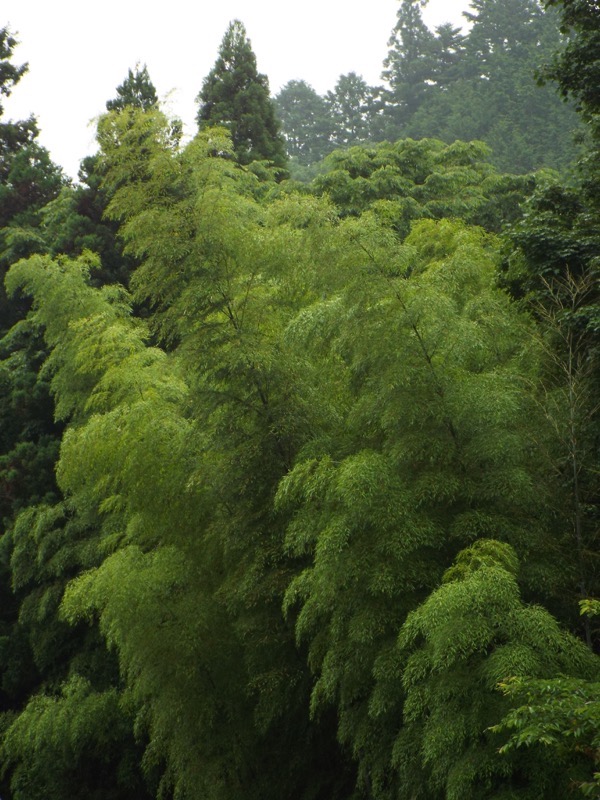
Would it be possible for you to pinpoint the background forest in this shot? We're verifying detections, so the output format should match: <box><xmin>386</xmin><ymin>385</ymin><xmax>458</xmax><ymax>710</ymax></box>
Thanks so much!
<box><xmin>0</xmin><ymin>0</ymin><xmax>599</xmax><ymax>798</ymax></box>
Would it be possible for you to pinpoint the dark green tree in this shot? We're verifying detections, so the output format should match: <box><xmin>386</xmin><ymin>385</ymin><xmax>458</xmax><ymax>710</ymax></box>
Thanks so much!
<box><xmin>0</xmin><ymin>66</ymin><xmax>167</xmax><ymax>800</ymax></box>
<box><xmin>0</xmin><ymin>27</ymin><xmax>64</xmax><ymax>529</ymax></box>
<box><xmin>428</xmin><ymin>22</ymin><xmax>467</xmax><ymax>90</ymax></box>
<box><xmin>500</xmin><ymin>0</ymin><xmax>600</xmax><ymax>645</ymax></box>
<box><xmin>540</xmin><ymin>0</ymin><xmax>600</xmax><ymax>202</ymax></box>
<box><xmin>382</xmin><ymin>0</ymin><xmax>441</xmax><ymax>133</ymax></box>
<box><xmin>489</xmin><ymin>7</ymin><xmax>600</xmax><ymax>787</ymax></box>
<box><xmin>0</xmin><ymin>26</ymin><xmax>37</xmax><ymax>202</ymax></box>
<box><xmin>0</xmin><ymin>28</ymin><xmax>63</xmax><ymax>321</ymax></box>
<box><xmin>196</xmin><ymin>20</ymin><xmax>287</xmax><ymax>172</ymax></box>
<box><xmin>540</xmin><ymin>0</ymin><xmax>600</xmax><ymax>135</ymax></box>
<box><xmin>105</xmin><ymin>63</ymin><xmax>158</xmax><ymax>112</ymax></box>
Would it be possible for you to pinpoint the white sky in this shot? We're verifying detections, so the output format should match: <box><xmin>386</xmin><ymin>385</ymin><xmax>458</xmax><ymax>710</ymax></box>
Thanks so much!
<box><xmin>4</xmin><ymin>0</ymin><xmax>469</xmax><ymax>179</ymax></box>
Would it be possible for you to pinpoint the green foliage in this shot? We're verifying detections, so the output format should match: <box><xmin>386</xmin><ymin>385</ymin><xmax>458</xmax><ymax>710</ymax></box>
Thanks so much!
<box><xmin>1</xmin><ymin>37</ymin><xmax>597</xmax><ymax>795</ymax></box>
<box><xmin>381</xmin><ymin>540</ymin><xmax>598</xmax><ymax>799</ymax></box>
<box><xmin>0</xmin><ymin>319</ymin><xmax>60</xmax><ymax>523</ymax></box>
<box><xmin>277</xmin><ymin>215</ymin><xmax>563</xmax><ymax>795</ymax></box>
<box><xmin>0</xmin><ymin>27</ymin><xmax>27</xmax><ymax>109</ymax></box>
<box><xmin>494</xmin><ymin>676</ymin><xmax>600</xmax><ymax>797</ymax></box>
<box><xmin>0</xmin><ymin>57</ymin><xmax>64</xmax><ymax>328</ymax></box>
<box><xmin>3</xmin><ymin>252</ymin><xmax>218</xmax><ymax>798</ymax></box>
<box><xmin>503</xmin><ymin>176</ymin><xmax>600</xmax><ymax>643</ymax></box>
<box><xmin>0</xmin><ymin>27</ymin><xmax>39</xmax><ymax>214</ymax></box>
<box><xmin>106</xmin><ymin>64</ymin><xmax>158</xmax><ymax>113</ymax></box>
<box><xmin>3</xmin><ymin>131</ymin><xmax>356</xmax><ymax>798</ymax></box>
<box><xmin>580</xmin><ymin>599</ymin><xmax>600</xmax><ymax>619</ymax></box>
<box><xmin>1</xmin><ymin>675</ymin><xmax>148</xmax><ymax>800</ymax></box>
<box><xmin>381</xmin><ymin>0</ymin><xmax>581</xmax><ymax>173</ymax></box>
<box><xmin>383</xmin><ymin>0</ymin><xmax>444</xmax><ymax>128</ymax></box>
<box><xmin>541</xmin><ymin>0</ymin><xmax>600</xmax><ymax>125</ymax></box>
<box><xmin>274</xmin><ymin>79</ymin><xmax>334</xmax><ymax>167</ymax></box>
<box><xmin>326</xmin><ymin>72</ymin><xmax>384</xmax><ymax>149</ymax></box>
<box><xmin>196</xmin><ymin>20</ymin><xmax>287</xmax><ymax>172</ymax></box>
<box><xmin>313</xmin><ymin>137</ymin><xmax>538</xmax><ymax>234</ymax></box>
<box><xmin>0</xmin><ymin>27</ymin><xmax>64</xmax><ymax>246</ymax></box>
<box><xmin>442</xmin><ymin>538</ymin><xmax>520</xmax><ymax>583</ymax></box>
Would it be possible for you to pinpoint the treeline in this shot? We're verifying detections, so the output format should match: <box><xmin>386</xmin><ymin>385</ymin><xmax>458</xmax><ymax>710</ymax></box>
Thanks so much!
<box><xmin>0</xmin><ymin>1</ymin><xmax>599</xmax><ymax>799</ymax></box>
<box><xmin>274</xmin><ymin>0</ymin><xmax>581</xmax><ymax>175</ymax></box>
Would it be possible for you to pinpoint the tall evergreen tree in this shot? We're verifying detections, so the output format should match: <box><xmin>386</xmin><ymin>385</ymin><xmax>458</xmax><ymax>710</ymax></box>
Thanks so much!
<box><xmin>196</xmin><ymin>20</ymin><xmax>287</xmax><ymax>172</ymax></box>
<box><xmin>501</xmin><ymin>0</ymin><xmax>600</xmax><ymax>643</ymax></box>
<box><xmin>0</xmin><ymin>26</ymin><xmax>37</xmax><ymax>201</ymax></box>
<box><xmin>105</xmin><ymin>63</ymin><xmax>158</xmax><ymax>112</ymax></box>
<box><xmin>541</xmin><ymin>0</ymin><xmax>600</xmax><ymax>127</ymax></box>
<box><xmin>492</xmin><ymin>7</ymin><xmax>600</xmax><ymax>787</ymax></box>
<box><xmin>0</xmin><ymin>28</ymin><xmax>64</xmax><ymax>532</ymax></box>
<box><xmin>382</xmin><ymin>0</ymin><xmax>440</xmax><ymax>132</ymax></box>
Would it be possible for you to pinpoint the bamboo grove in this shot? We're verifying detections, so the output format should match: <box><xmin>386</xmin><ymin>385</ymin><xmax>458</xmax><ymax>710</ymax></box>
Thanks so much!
<box><xmin>0</xmin><ymin>1</ymin><xmax>599</xmax><ymax>798</ymax></box>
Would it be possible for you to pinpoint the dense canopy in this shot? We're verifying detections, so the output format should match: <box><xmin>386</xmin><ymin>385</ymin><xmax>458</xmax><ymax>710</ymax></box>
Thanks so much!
<box><xmin>0</xmin><ymin>3</ymin><xmax>599</xmax><ymax>799</ymax></box>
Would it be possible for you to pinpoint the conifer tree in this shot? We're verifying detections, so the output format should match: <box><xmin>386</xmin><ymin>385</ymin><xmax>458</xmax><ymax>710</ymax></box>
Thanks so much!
<box><xmin>196</xmin><ymin>20</ymin><xmax>287</xmax><ymax>172</ymax></box>
<box><xmin>382</xmin><ymin>0</ymin><xmax>440</xmax><ymax>132</ymax></box>
<box><xmin>0</xmin><ymin>27</ymin><xmax>37</xmax><ymax>198</ymax></box>
<box><xmin>105</xmin><ymin>63</ymin><xmax>158</xmax><ymax>112</ymax></box>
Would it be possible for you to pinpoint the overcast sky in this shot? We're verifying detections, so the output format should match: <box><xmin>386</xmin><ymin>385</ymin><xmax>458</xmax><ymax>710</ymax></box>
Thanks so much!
<box><xmin>4</xmin><ymin>0</ymin><xmax>469</xmax><ymax>179</ymax></box>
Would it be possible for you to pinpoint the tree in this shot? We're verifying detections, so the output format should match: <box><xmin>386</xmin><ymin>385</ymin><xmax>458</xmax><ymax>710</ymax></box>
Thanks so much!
<box><xmin>0</xmin><ymin>28</ymin><xmax>63</xmax><ymax>298</ymax></box>
<box><xmin>0</xmin><ymin>27</ymin><xmax>64</xmax><ymax>533</ymax></box>
<box><xmin>382</xmin><ymin>0</ymin><xmax>441</xmax><ymax>133</ymax></box>
<box><xmin>2</xmin><ymin>118</ymin><xmax>357</xmax><ymax>799</ymax></box>
<box><xmin>0</xmin><ymin>26</ymin><xmax>37</xmax><ymax>196</ymax></box>
<box><xmin>274</xmin><ymin>79</ymin><xmax>333</xmax><ymax>167</ymax></box>
<box><xmin>429</xmin><ymin>22</ymin><xmax>466</xmax><ymax>89</ymax></box>
<box><xmin>384</xmin><ymin>0</ymin><xmax>581</xmax><ymax>173</ymax></box>
<box><xmin>0</xmin><ymin>28</ymin><xmax>63</xmax><ymax>231</ymax></box>
<box><xmin>312</xmin><ymin>137</ymin><xmax>538</xmax><ymax>235</ymax></box>
<box><xmin>44</xmin><ymin>65</ymin><xmax>163</xmax><ymax>286</ymax></box>
<box><xmin>382</xmin><ymin>540</ymin><xmax>599</xmax><ymax>798</ymax></box>
<box><xmin>0</xmin><ymin>66</ymin><xmax>169</xmax><ymax>800</ymax></box>
<box><xmin>540</xmin><ymin>0</ymin><xmax>600</xmax><ymax>203</ymax></box>
<box><xmin>326</xmin><ymin>72</ymin><xmax>384</xmax><ymax>148</ymax></box>
<box><xmin>493</xmin><ymin>602</ymin><xmax>600</xmax><ymax>797</ymax></box>
<box><xmin>196</xmin><ymin>20</ymin><xmax>287</xmax><ymax>172</ymax></box>
<box><xmin>495</xmin><ymin>675</ymin><xmax>600</xmax><ymax>797</ymax></box>
<box><xmin>105</xmin><ymin>63</ymin><xmax>158</xmax><ymax>112</ymax></box>
<box><xmin>541</xmin><ymin>0</ymin><xmax>600</xmax><ymax>130</ymax></box>
<box><xmin>277</xmin><ymin>215</ymin><xmax>568</xmax><ymax>796</ymax></box>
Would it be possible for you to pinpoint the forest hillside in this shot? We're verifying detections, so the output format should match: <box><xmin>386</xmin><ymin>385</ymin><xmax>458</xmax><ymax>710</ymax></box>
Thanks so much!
<box><xmin>0</xmin><ymin>1</ymin><xmax>598</xmax><ymax>799</ymax></box>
